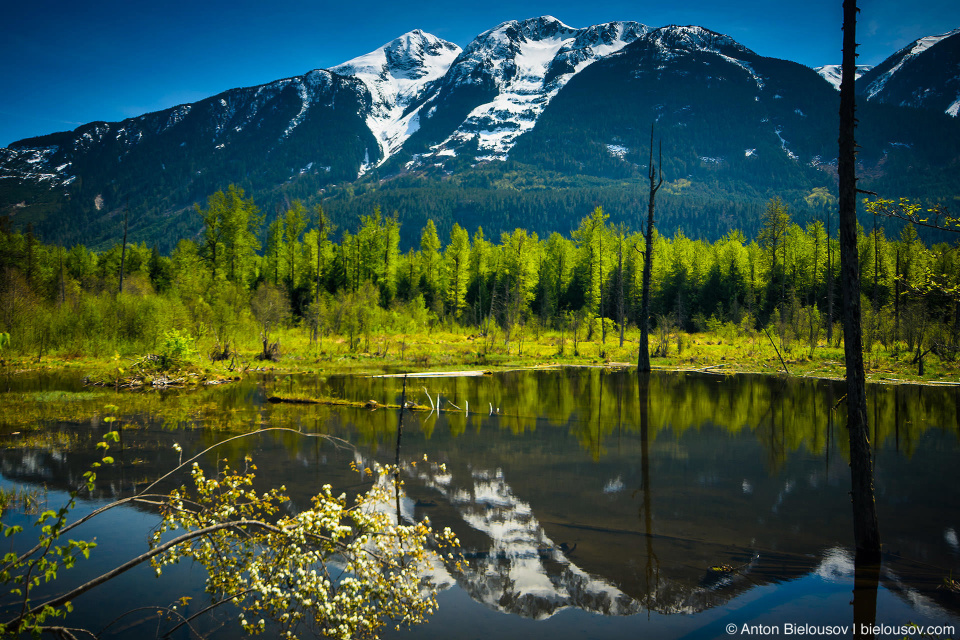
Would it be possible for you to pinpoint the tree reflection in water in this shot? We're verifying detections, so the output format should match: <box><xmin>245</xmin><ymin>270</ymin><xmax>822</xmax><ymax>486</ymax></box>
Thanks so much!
<box><xmin>0</xmin><ymin>369</ymin><xmax>957</xmax><ymax>638</ymax></box>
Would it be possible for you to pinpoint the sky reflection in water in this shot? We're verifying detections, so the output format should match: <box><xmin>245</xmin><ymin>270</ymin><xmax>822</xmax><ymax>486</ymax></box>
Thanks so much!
<box><xmin>1</xmin><ymin>369</ymin><xmax>958</xmax><ymax>638</ymax></box>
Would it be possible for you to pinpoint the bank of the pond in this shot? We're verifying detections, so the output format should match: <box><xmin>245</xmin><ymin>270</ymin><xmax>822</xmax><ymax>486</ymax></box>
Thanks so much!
<box><xmin>1</xmin><ymin>328</ymin><xmax>958</xmax><ymax>388</ymax></box>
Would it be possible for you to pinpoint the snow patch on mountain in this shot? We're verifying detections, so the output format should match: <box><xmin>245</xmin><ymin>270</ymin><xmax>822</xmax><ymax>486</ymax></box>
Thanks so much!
<box><xmin>639</xmin><ymin>26</ymin><xmax>775</xmax><ymax>97</ymax></box>
<box><xmin>647</xmin><ymin>25</ymin><xmax>749</xmax><ymax>61</ymax></box>
<box><xmin>719</xmin><ymin>53</ymin><xmax>765</xmax><ymax>90</ymax></box>
<box><xmin>333</xmin><ymin>30</ymin><xmax>461</xmax><ymax>165</ymax></box>
<box><xmin>282</xmin><ymin>81</ymin><xmax>311</xmax><ymax>139</ymax></box>
<box><xmin>774</xmin><ymin>126</ymin><xmax>798</xmax><ymax>160</ymax></box>
<box><xmin>814</xmin><ymin>64</ymin><xmax>872</xmax><ymax>90</ymax></box>
<box><xmin>0</xmin><ymin>147</ymin><xmax>75</xmax><ymax>186</ymax></box>
<box><xmin>161</xmin><ymin>105</ymin><xmax>192</xmax><ymax>133</ymax></box>
<box><xmin>864</xmin><ymin>29</ymin><xmax>960</xmax><ymax>100</ymax></box>
<box><xmin>606</xmin><ymin>144</ymin><xmax>629</xmax><ymax>158</ymax></box>
<box><xmin>948</xmin><ymin>97</ymin><xmax>960</xmax><ymax>117</ymax></box>
<box><xmin>429</xmin><ymin>17</ymin><xmax>647</xmax><ymax>161</ymax></box>
<box><xmin>280</xmin><ymin>70</ymin><xmax>336</xmax><ymax>138</ymax></box>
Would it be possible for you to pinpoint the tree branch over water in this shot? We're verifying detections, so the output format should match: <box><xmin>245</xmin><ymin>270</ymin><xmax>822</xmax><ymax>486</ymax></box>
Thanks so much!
<box><xmin>0</xmin><ymin>428</ymin><xmax>461</xmax><ymax>639</ymax></box>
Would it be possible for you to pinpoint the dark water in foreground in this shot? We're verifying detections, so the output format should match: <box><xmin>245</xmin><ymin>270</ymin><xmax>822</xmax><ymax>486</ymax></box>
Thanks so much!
<box><xmin>1</xmin><ymin>368</ymin><xmax>958</xmax><ymax>639</ymax></box>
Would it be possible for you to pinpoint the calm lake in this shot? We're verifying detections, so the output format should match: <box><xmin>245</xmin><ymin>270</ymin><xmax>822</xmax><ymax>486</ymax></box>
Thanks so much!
<box><xmin>1</xmin><ymin>368</ymin><xmax>958</xmax><ymax>639</ymax></box>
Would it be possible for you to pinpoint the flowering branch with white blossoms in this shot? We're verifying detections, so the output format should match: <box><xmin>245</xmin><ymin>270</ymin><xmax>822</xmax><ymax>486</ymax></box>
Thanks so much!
<box><xmin>150</xmin><ymin>458</ymin><xmax>461</xmax><ymax>640</ymax></box>
<box><xmin>0</xmin><ymin>424</ymin><xmax>462</xmax><ymax>640</ymax></box>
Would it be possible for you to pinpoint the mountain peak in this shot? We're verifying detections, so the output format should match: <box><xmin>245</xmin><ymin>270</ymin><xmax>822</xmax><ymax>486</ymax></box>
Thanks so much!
<box><xmin>650</xmin><ymin>24</ymin><xmax>751</xmax><ymax>56</ymax></box>
<box><xmin>418</xmin><ymin>18</ymin><xmax>647</xmax><ymax>162</ymax></box>
<box><xmin>333</xmin><ymin>30</ymin><xmax>460</xmax><ymax>81</ymax></box>
<box><xmin>473</xmin><ymin>15</ymin><xmax>580</xmax><ymax>53</ymax></box>
<box><xmin>814</xmin><ymin>64</ymin><xmax>872</xmax><ymax>90</ymax></box>
<box><xmin>858</xmin><ymin>27</ymin><xmax>960</xmax><ymax>116</ymax></box>
<box><xmin>491</xmin><ymin>15</ymin><xmax>577</xmax><ymax>36</ymax></box>
<box><xmin>517</xmin><ymin>15</ymin><xmax>577</xmax><ymax>36</ymax></box>
<box><xmin>331</xmin><ymin>31</ymin><xmax>461</xmax><ymax>166</ymax></box>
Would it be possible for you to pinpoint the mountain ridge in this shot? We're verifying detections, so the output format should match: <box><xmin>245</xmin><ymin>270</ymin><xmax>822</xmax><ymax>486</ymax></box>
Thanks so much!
<box><xmin>856</xmin><ymin>28</ymin><xmax>960</xmax><ymax>117</ymax></box>
<box><xmin>2</xmin><ymin>16</ymin><xmax>959</xmax><ymax>252</ymax></box>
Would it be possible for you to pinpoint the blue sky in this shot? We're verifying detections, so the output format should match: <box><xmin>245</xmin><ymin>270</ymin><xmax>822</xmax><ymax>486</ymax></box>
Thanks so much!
<box><xmin>2</xmin><ymin>0</ymin><xmax>958</xmax><ymax>147</ymax></box>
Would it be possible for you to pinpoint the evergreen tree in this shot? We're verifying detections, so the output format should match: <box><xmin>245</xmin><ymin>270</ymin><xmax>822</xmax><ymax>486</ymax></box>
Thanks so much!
<box><xmin>758</xmin><ymin>196</ymin><xmax>792</xmax><ymax>318</ymax></box>
<box><xmin>311</xmin><ymin>204</ymin><xmax>333</xmax><ymax>299</ymax></box>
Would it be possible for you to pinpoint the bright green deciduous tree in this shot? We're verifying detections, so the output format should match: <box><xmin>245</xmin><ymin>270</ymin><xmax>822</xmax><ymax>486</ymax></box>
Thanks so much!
<box><xmin>265</xmin><ymin>213</ymin><xmax>285</xmax><ymax>286</ymax></box>
<box><xmin>197</xmin><ymin>185</ymin><xmax>263</xmax><ymax>286</ymax></box>
<box><xmin>419</xmin><ymin>220</ymin><xmax>443</xmax><ymax>311</ymax></box>
<box><xmin>445</xmin><ymin>224</ymin><xmax>470</xmax><ymax>319</ymax></box>
<box><xmin>284</xmin><ymin>200</ymin><xmax>308</xmax><ymax>289</ymax></box>
<box><xmin>573</xmin><ymin>206</ymin><xmax>609</xmax><ymax>316</ymax></box>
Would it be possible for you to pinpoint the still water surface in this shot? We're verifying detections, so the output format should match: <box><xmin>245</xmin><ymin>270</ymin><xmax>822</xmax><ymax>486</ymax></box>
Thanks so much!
<box><xmin>1</xmin><ymin>369</ymin><xmax>958</xmax><ymax>639</ymax></box>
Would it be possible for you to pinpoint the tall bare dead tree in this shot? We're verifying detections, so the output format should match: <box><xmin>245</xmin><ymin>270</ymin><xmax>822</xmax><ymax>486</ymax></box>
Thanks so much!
<box><xmin>638</xmin><ymin>124</ymin><xmax>663</xmax><ymax>373</ymax></box>
<box><xmin>838</xmin><ymin>0</ymin><xmax>881</xmax><ymax>559</ymax></box>
<box><xmin>617</xmin><ymin>230</ymin><xmax>626</xmax><ymax>348</ymax></box>
<box><xmin>826</xmin><ymin>208</ymin><xmax>835</xmax><ymax>344</ymax></box>
<box><xmin>118</xmin><ymin>204</ymin><xmax>129</xmax><ymax>295</ymax></box>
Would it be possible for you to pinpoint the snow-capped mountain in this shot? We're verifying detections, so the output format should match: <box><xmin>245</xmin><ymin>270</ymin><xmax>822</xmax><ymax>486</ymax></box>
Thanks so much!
<box><xmin>814</xmin><ymin>64</ymin><xmax>872</xmax><ymax>90</ymax></box>
<box><xmin>0</xmin><ymin>66</ymin><xmax>378</xmax><ymax>246</ymax></box>
<box><xmin>510</xmin><ymin>23</ymin><xmax>844</xmax><ymax>176</ymax></box>
<box><xmin>3</xmin><ymin>17</ymin><xmax>960</xmax><ymax>252</ymax></box>
<box><xmin>408</xmin><ymin>16</ymin><xmax>647</xmax><ymax>162</ymax></box>
<box><xmin>2</xmin><ymin>68</ymin><xmax>376</xmax><ymax>176</ymax></box>
<box><xmin>332</xmin><ymin>30</ymin><xmax>461</xmax><ymax>166</ymax></box>
<box><xmin>857</xmin><ymin>28</ymin><xmax>960</xmax><ymax>116</ymax></box>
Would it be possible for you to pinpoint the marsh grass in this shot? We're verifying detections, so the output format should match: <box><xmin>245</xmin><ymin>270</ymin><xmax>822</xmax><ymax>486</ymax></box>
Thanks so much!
<box><xmin>0</xmin><ymin>485</ymin><xmax>47</xmax><ymax>516</ymax></box>
<box><xmin>243</xmin><ymin>323</ymin><xmax>959</xmax><ymax>384</ymax></box>
<box><xmin>2</xmin><ymin>322</ymin><xmax>956</xmax><ymax>387</ymax></box>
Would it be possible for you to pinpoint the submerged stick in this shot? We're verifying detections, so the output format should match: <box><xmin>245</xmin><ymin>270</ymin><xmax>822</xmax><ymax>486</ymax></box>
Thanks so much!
<box><xmin>422</xmin><ymin>387</ymin><xmax>435</xmax><ymax>412</ymax></box>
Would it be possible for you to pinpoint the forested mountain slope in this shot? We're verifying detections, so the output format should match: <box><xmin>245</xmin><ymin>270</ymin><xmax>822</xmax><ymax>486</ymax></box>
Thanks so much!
<box><xmin>2</xmin><ymin>18</ymin><xmax>959</xmax><ymax>252</ymax></box>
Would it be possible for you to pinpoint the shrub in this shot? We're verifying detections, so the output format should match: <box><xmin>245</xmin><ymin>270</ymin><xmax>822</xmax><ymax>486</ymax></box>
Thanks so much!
<box><xmin>158</xmin><ymin>329</ymin><xmax>195</xmax><ymax>370</ymax></box>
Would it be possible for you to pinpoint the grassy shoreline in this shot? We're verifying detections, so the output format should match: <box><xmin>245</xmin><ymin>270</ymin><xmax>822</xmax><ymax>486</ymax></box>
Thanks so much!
<box><xmin>1</xmin><ymin>325</ymin><xmax>957</xmax><ymax>387</ymax></box>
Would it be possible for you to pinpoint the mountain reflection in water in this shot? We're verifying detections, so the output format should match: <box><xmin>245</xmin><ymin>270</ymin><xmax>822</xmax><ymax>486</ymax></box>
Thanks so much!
<box><xmin>0</xmin><ymin>369</ymin><xmax>958</xmax><ymax>639</ymax></box>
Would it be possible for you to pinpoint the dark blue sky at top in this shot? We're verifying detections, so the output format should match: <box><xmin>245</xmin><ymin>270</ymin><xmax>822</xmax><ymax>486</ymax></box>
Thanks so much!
<box><xmin>1</xmin><ymin>0</ymin><xmax>958</xmax><ymax>147</ymax></box>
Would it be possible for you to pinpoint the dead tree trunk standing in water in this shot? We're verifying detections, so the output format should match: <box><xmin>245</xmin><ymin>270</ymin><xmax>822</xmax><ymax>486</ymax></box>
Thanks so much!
<box><xmin>638</xmin><ymin>373</ymin><xmax>659</xmax><ymax>605</ymax></box>
<box><xmin>638</xmin><ymin>125</ymin><xmax>663</xmax><ymax>373</ymax></box>
<box><xmin>394</xmin><ymin>375</ymin><xmax>407</xmax><ymax>523</ymax></box>
<box><xmin>838</xmin><ymin>0</ymin><xmax>881</xmax><ymax>560</ymax></box>
<box><xmin>118</xmin><ymin>205</ymin><xmax>129</xmax><ymax>295</ymax></box>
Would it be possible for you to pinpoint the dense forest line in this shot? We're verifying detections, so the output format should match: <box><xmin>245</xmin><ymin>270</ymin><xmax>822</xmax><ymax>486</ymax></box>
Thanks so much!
<box><xmin>0</xmin><ymin>185</ymin><xmax>958</xmax><ymax>366</ymax></box>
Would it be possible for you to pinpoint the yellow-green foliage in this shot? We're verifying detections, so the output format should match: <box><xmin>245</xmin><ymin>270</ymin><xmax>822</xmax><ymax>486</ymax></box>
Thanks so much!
<box><xmin>0</xmin><ymin>193</ymin><xmax>957</xmax><ymax>382</ymax></box>
<box><xmin>0</xmin><ymin>428</ymin><xmax>461</xmax><ymax>639</ymax></box>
